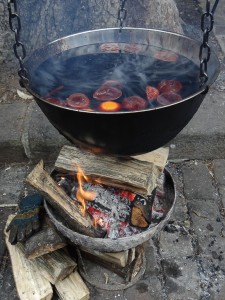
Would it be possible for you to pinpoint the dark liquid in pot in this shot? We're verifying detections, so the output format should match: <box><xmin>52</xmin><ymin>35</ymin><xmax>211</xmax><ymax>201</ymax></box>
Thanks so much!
<box><xmin>31</xmin><ymin>43</ymin><xmax>200</xmax><ymax>112</ymax></box>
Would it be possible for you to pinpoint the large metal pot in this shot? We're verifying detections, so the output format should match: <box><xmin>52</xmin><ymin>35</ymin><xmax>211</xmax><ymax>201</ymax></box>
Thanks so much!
<box><xmin>24</xmin><ymin>28</ymin><xmax>220</xmax><ymax>155</ymax></box>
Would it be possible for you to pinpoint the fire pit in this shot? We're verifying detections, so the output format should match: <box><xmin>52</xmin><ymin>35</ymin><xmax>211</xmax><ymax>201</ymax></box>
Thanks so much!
<box><xmin>44</xmin><ymin>168</ymin><xmax>175</xmax><ymax>253</ymax></box>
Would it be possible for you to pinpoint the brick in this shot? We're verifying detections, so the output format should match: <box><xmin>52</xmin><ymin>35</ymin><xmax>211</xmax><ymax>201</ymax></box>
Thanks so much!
<box><xmin>213</xmin><ymin>159</ymin><xmax>225</xmax><ymax>185</ymax></box>
<box><xmin>182</xmin><ymin>162</ymin><xmax>216</xmax><ymax>199</ymax></box>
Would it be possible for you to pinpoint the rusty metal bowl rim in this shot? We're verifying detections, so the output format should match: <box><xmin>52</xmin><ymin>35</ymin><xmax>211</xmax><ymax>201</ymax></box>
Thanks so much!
<box><xmin>44</xmin><ymin>168</ymin><xmax>176</xmax><ymax>252</ymax></box>
<box><xmin>24</xmin><ymin>27</ymin><xmax>220</xmax><ymax>115</ymax></box>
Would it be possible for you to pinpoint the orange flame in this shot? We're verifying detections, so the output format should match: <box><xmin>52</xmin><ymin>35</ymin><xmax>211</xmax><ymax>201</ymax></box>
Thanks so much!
<box><xmin>76</xmin><ymin>166</ymin><xmax>97</xmax><ymax>215</ymax></box>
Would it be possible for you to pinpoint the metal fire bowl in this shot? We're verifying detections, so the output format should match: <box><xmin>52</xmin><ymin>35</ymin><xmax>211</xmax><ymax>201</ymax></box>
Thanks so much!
<box><xmin>44</xmin><ymin>168</ymin><xmax>176</xmax><ymax>253</ymax></box>
<box><xmin>24</xmin><ymin>28</ymin><xmax>220</xmax><ymax>156</ymax></box>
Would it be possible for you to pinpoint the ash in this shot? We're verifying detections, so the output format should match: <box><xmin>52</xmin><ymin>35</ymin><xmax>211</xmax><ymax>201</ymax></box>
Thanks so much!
<box><xmin>55</xmin><ymin>172</ymin><xmax>168</xmax><ymax>239</ymax></box>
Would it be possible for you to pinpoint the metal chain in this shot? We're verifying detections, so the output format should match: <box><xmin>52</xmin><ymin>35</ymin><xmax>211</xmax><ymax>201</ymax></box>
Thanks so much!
<box><xmin>199</xmin><ymin>0</ymin><xmax>220</xmax><ymax>86</ymax></box>
<box><xmin>118</xmin><ymin>0</ymin><xmax>127</xmax><ymax>32</ymax></box>
<box><xmin>7</xmin><ymin>0</ymin><xmax>29</xmax><ymax>86</ymax></box>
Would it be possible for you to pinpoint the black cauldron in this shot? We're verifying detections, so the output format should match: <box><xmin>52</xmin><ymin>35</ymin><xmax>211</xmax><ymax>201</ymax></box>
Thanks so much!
<box><xmin>24</xmin><ymin>28</ymin><xmax>220</xmax><ymax>155</ymax></box>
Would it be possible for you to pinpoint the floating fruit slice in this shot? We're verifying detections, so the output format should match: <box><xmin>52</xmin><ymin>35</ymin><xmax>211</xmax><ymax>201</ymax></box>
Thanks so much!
<box><xmin>122</xmin><ymin>96</ymin><xmax>148</xmax><ymax>111</ymax></box>
<box><xmin>98</xmin><ymin>101</ymin><xmax>122</xmax><ymax>112</ymax></box>
<box><xmin>146</xmin><ymin>86</ymin><xmax>159</xmax><ymax>101</ymax></box>
<box><xmin>154</xmin><ymin>50</ymin><xmax>179</xmax><ymax>62</ymax></box>
<box><xmin>156</xmin><ymin>92</ymin><xmax>182</xmax><ymax>106</ymax></box>
<box><xmin>100</xmin><ymin>43</ymin><xmax>120</xmax><ymax>53</ymax></box>
<box><xmin>93</xmin><ymin>86</ymin><xmax>122</xmax><ymax>101</ymax></box>
<box><xmin>66</xmin><ymin>93</ymin><xmax>90</xmax><ymax>109</ymax></box>
<box><xmin>157</xmin><ymin>80</ymin><xmax>182</xmax><ymax>94</ymax></box>
<box><xmin>102</xmin><ymin>80</ymin><xmax>122</xmax><ymax>90</ymax></box>
<box><xmin>124</xmin><ymin>43</ymin><xmax>142</xmax><ymax>54</ymax></box>
<box><xmin>46</xmin><ymin>97</ymin><xmax>67</xmax><ymax>106</ymax></box>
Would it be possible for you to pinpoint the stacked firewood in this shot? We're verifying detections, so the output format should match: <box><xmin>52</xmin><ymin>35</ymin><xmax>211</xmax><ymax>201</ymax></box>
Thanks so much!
<box><xmin>5</xmin><ymin>145</ymin><xmax>169</xmax><ymax>299</ymax></box>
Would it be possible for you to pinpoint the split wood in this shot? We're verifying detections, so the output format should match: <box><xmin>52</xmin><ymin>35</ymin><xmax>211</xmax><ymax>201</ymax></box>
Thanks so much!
<box><xmin>54</xmin><ymin>145</ymin><xmax>167</xmax><ymax>195</ymax></box>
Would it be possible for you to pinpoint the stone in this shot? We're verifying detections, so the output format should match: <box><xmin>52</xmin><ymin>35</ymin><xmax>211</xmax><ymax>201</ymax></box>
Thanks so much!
<box><xmin>27</xmin><ymin>102</ymin><xmax>69</xmax><ymax>162</ymax></box>
<box><xmin>182</xmin><ymin>162</ymin><xmax>216</xmax><ymax>200</ymax></box>
<box><xmin>213</xmin><ymin>159</ymin><xmax>225</xmax><ymax>185</ymax></box>
<box><xmin>0</xmin><ymin>164</ymin><xmax>27</xmax><ymax>205</ymax></box>
<box><xmin>0</xmin><ymin>103</ymin><xmax>27</xmax><ymax>162</ymax></box>
<box><xmin>162</xmin><ymin>258</ymin><xmax>201</xmax><ymax>300</ymax></box>
<box><xmin>124</xmin><ymin>276</ymin><xmax>165</xmax><ymax>300</ymax></box>
<box><xmin>159</xmin><ymin>230</ymin><xmax>193</xmax><ymax>260</ymax></box>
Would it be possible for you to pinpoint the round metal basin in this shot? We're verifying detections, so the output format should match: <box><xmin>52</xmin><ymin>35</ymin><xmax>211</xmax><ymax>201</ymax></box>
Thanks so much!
<box><xmin>24</xmin><ymin>28</ymin><xmax>220</xmax><ymax>155</ymax></box>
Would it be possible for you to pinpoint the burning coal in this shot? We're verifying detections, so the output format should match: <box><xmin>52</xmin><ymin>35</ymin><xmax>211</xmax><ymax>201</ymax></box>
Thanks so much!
<box><xmin>54</xmin><ymin>167</ymin><xmax>168</xmax><ymax>240</ymax></box>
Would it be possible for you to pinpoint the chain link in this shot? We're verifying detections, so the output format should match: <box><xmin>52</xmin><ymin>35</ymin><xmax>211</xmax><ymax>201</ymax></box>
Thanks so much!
<box><xmin>199</xmin><ymin>0</ymin><xmax>214</xmax><ymax>86</ymax></box>
<box><xmin>7</xmin><ymin>0</ymin><xmax>29</xmax><ymax>86</ymax></box>
<box><xmin>118</xmin><ymin>0</ymin><xmax>127</xmax><ymax>32</ymax></box>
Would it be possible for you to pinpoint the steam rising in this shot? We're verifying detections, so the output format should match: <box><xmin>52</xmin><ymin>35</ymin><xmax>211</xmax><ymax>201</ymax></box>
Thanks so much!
<box><xmin>30</xmin><ymin>43</ymin><xmax>199</xmax><ymax>108</ymax></box>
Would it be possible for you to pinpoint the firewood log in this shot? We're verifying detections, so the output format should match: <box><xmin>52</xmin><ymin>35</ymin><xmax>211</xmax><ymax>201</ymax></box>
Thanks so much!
<box><xmin>26</xmin><ymin>160</ymin><xmax>105</xmax><ymax>238</ymax></box>
<box><xmin>80</xmin><ymin>247</ymin><xmax>135</xmax><ymax>268</ymax></box>
<box><xmin>4</xmin><ymin>215</ymin><xmax>53</xmax><ymax>300</ymax></box>
<box><xmin>55</xmin><ymin>271</ymin><xmax>90</xmax><ymax>300</ymax></box>
<box><xmin>29</xmin><ymin>248</ymin><xmax>77</xmax><ymax>284</ymax></box>
<box><xmin>54</xmin><ymin>145</ymin><xmax>163</xmax><ymax>195</ymax></box>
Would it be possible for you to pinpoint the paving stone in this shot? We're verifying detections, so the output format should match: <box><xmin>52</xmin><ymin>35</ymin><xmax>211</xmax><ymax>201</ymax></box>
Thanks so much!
<box><xmin>90</xmin><ymin>287</ymin><xmax>124</xmax><ymax>300</ymax></box>
<box><xmin>213</xmin><ymin>159</ymin><xmax>225</xmax><ymax>185</ymax></box>
<box><xmin>159</xmin><ymin>230</ymin><xmax>193</xmax><ymax>260</ymax></box>
<box><xmin>0</xmin><ymin>103</ymin><xmax>28</xmax><ymax>163</ymax></box>
<box><xmin>124</xmin><ymin>276</ymin><xmax>164</xmax><ymax>300</ymax></box>
<box><xmin>162</xmin><ymin>258</ymin><xmax>201</xmax><ymax>300</ymax></box>
<box><xmin>143</xmin><ymin>240</ymin><xmax>161</xmax><ymax>278</ymax></box>
<box><xmin>218</xmin><ymin>185</ymin><xmax>225</xmax><ymax>209</ymax></box>
<box><xmin>182</xmin><ymin>162</ymin><xmax>216</xmax><ymax>200</ymax></box>
<box><xmin>188</xmin><ymin>198</ymin><xmax>223</xmax><ymax>246</ymax></box>
<box><xmin>167</xmin><ymin>163</ymin><xmax>188</xmax><ymax>223</ymax></box>
<box><xmin>0</xmin><ymin>164</ymin><xmax>28</xmax><ymax>205</ymax></box>
<box><xmin>0</xmin><ymin>207</ymin><xmax>16</xmax><ymax>262</ymax></box>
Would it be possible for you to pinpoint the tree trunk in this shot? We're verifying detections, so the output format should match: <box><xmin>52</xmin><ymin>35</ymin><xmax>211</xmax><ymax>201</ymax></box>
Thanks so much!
<box><xmin>17</xmin><ymin>0</ymin><xmax>183</xmax><ymax>55</ymax></box>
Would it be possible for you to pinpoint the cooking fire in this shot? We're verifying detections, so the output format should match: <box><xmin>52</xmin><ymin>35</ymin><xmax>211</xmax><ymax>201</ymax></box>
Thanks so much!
<box><xmin>53</xmin><ymin>166</ymin><xmax>168</xmax><ymax>240</ymax></box>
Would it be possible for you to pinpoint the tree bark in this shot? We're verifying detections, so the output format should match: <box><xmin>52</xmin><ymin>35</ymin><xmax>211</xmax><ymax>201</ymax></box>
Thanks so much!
<box><xmin>17</xmin><ymin>0</ymin><xmax>183</xmax><ymax>55</ymax></box>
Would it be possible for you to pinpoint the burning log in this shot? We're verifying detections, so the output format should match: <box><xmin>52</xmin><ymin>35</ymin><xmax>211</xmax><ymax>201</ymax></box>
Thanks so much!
<box><xmin>26</xmin><ymin>160</ymin><xmax>106</xmax><ymax>238</ymax></box>
<box><xmin>4</xmin><ymin>216</ymin><xmax>53</xmax><ymax>300</ymax></box>
<box><xmin>54</xmin><ymin>145</ymin><xmax>162</xmax><ymax>195</ymax></box>
<box><xmin>24</xmin><ymin>216</ymin><xmax>67</xmax><ymax>259</ymax></box>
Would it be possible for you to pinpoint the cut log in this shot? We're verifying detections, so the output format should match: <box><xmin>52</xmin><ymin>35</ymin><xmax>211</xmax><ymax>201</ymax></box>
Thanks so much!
<box><xmin>80</xmin><ymin>247</ymin><xmax>135</xmax><ymax>268</ymax></box>
<box><xmin>55</xmin><ymin>145</ymin><xmax>162</xmax><ymax>195</ymax></box>
<box><xmin>4</xmin><ymin>215</ymin><xmax>53</xmax><ymax>300</ymax></box>
<box><xmin>133</xmin><ymin>147</ymin><xmax>169</xmax><ymax>172</ymax></box>
<box><xmin>25</xmin><ymin>216</ymin><xmax>67</xmax><ymax>259</ymax></box>
<box><xmin>131</xmin><ymin>207</ymin><xmax>149</xmax><ymax>228</ymax></box>
<box><xmin>30</xmin><ymin>248</ymin><xmax>77</xmax><ymax>284</ymax></box>
<box><xmin>26</xmin><ymin>160</ymin><xmax>105</xmax><ymax>238</ymax></box>
<box><xmin>55</xmin><ymin>271</ymin><xmax>90</xmax><ymax>300</ymax></box>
